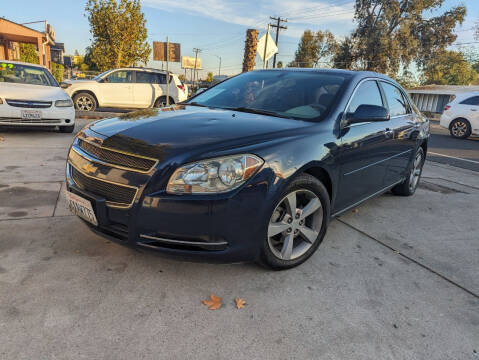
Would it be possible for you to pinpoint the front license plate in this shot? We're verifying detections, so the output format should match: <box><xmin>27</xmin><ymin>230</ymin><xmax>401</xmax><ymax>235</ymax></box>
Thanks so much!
<box><xmin>65</xmin><ymin>191</ymin><xmax>98</xmax><ymax>226</ymax></box>
<box><xmin>21</xmin><ymin>110</ymin><xmax>42</xmax><ymax>120</ymax></box>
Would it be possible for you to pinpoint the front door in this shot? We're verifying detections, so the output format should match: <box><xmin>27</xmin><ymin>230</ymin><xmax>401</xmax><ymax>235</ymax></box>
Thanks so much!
<box><xmin>335</xmin><ymin>79</ymin><xmax>392</xmax><ymax>212</ymax></box>
<box><xmin>99</xmin><ymin>70</ymin><xmax>134</xmax><ymax>107</ymax></box>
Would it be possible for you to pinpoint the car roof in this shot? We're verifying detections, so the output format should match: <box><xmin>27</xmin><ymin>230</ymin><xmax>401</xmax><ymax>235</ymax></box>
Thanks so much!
<box><xmin>0</xmin><ymin>60</ymin><xmax>47</xmax><ymax>69</ymax></box>
<box><xmin>251</xmin><ymin>68</ymin><xmax>396</xmax><ymax>83</ymax></box>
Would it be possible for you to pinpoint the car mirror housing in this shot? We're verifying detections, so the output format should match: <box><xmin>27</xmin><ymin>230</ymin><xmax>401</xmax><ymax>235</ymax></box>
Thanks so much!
<box><xmin>350</xmin><ymin>104</ymin><xmax>390</xmax><ymax>124</ymax></box>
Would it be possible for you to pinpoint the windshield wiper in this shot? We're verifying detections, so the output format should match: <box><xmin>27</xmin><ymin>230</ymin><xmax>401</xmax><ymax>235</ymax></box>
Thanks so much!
<box><xmin>187</xmin><ymin>102</ymin><xmax>208</xmax><ymax>107</ymax></box>
<box><xmin>225</xmin><ymin>107</ymin><xmax>294</xmax><ymax>119</ymax></box>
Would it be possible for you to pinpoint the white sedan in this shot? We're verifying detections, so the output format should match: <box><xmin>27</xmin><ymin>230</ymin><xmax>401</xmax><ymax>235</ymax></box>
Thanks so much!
<box><xmin>440</xmin><ymin>91</ymin><xmax>479</xmax><ymax>139</ymax></box>
<box><xmin>0</xmin><ymin>60</ymin><xmax>75</xmax><ymax>133</ymax></box>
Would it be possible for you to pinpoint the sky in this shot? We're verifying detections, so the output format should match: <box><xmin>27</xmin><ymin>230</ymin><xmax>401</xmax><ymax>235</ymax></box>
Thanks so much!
<box><xmin>1</xmin><ymin>0</ymin><xmax>478</xmax><ymax>79</ymax></box>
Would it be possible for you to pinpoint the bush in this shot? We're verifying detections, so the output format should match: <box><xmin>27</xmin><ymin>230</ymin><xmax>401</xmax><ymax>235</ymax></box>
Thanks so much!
<box><xmin>51</xmin><ymin>63</ymin><xmax>64</xmax><ymax>83</ymax></box>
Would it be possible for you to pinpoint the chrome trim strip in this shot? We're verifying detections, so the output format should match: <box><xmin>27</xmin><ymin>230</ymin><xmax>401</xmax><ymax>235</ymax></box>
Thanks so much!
<box><xmin>139</xmin><ymin>234</ymin><xmax>228</xmax><ymax>246</ymax></box>
<box><xmin>331</xmin><ymin>178</ymin><xmax>405</xmax><ymax>217</ymax></box>
<box><xmin>78</xmin><ymin>137</ymin><xmax>159</xmax><ymax>173</ymax></box>
<box><xmin>68</xmin><ymin>162</ymin><xmax>139</xmax><ymax>209</ymax></box>
<box><xmin>71</xmin><ymin>146</ymin><xmax>152</xmax><ymax>174</ymax></box>
<box><xmin>343</xmin><ymin>149</ymin><xmax>412</xmax><ymax>176</ymax></box>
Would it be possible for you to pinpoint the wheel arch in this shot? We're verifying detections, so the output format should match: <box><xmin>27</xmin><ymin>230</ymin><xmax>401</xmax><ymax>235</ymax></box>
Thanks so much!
<box><xmin>155</xmin><ymin>95</ymin><xmax>175</xmax><ymax>106</ymax></box>
<box><xmin>301</xmin><ymin>165</ymin><xmax>333</xmax><ymax>203</ymax></box>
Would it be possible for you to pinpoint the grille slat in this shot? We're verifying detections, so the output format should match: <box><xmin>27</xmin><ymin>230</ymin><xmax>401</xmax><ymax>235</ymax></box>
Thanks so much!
<box><xmin>71</xmin><ymin>166</ymin><xmax>137</xmax><ymax>207</ymax></box>
<box><xmin>0</xmin><ymin>117</ymin><xmax>61</xmax><ymax>124</ymax></box>
<box><xmin>6</xmin><ymin>99</ymin><xmax>52</xmax><ymax>108</ymax></box>
<box><xmin>78</xmin><ymin>139</ymin><xmax>156</xmax><ymax>172</ymax></box>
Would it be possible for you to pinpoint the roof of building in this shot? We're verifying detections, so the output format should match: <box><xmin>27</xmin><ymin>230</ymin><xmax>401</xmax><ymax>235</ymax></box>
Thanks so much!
<box><xmin>0</xmin><ymin>18</ymin><xmax>45</xmax><ymax>36</ymax></box>
<box><xmin>408</xmin><ymin>84</ymin><xmax>479</xmax><ymax>95</ymax></box>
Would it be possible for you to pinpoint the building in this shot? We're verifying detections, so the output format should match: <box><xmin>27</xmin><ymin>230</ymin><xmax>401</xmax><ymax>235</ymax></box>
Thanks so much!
<box><xmin>50</xmin><ymin>42</ymin><xmax>65</xmax><ymax>65</ymax></box>
<box><xmin>408</xmin><ymin>85</ymin><xmax>479</xmax><ymax>118</ymax></box>
<box><xmin>0</xmin><ymin>18</ymin><xmax>55</xmax><ymax>70</ymax></box>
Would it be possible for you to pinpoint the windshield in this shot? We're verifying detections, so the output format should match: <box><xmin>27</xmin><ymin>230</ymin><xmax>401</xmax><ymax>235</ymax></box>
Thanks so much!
<box><xmin>93</xmin><ymin>70</ymin><xmax>113</xmax><ymax>81</ymax></box>
<box><xmin>188</xmin><ymin>70</ymin><xmax>349</xmax><ymax>121</ymax></box>
<box><xmin>0</xmin><ymin>62</ymin><xmax>58</xmax><ymax>87</ymax></box>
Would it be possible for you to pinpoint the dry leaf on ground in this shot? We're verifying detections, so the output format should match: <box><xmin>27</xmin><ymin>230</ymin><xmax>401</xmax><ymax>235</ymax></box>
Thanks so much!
<box><xmin>235</xmin><ymin>297</ymin><xmax>247</xmax><ymax>309</ymax></box>
<box><xmin>352</xmin><ymin>208</ymin><xmax>359</xmax><ymax>214</ymax></box>
<box><xmin>202</xmin><ymin>294</ymin><xmax>222</xmax><ymax>310</ymax></box>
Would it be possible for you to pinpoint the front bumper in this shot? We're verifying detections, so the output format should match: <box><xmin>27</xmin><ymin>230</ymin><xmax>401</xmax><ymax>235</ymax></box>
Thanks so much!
<box><xmin>0</xmin><ymin>103</ymin><xmax>75</xmax><ymax>126</ymax></box>
<box><xmin>65</xmin><ymin>143</ymin><xmax>274</xmax><ymax>263</ymax></box>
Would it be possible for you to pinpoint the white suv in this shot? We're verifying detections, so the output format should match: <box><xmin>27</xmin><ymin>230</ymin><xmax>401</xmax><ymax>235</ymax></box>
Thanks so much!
<box><xmin>440</xmin><ymin>91</ymin><xmax>479</xmax><ymax>139</ymax></box>
<box><xmin>62</xmin><ymin>67</ymin><xmax>188</xmax><ymax>111</ymax></box>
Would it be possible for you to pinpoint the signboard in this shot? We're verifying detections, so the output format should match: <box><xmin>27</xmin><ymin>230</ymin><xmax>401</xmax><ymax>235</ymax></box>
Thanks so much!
<box><xmin>257</xmin><ymin>32</ymin><xmax>278</xmax><ymax>62</ymax></box>
<box><xmin>153</xmin><ymin>41</ymin><xmax>181</xmax><ymax>62</ymax></box>
<box><xmin>181</xmin><ymin>56</ymin><xmax>203</xmax><ymax>70</ymax></box>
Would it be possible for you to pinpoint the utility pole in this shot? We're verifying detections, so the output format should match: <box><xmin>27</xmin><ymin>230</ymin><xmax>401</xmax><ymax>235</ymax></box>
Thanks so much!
<box><xmin>193</xmin><ymin>48</ymin><xmax>201</xmax><ymax>88</ymax></box>
<box><xmin>269</xmin><ymin>16</ymin><xmax>287</xmax><ymax>68</ymax></box>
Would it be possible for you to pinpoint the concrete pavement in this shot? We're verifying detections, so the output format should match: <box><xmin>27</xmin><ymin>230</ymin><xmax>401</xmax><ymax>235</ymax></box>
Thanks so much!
<box><xmin>0</xmin><ymin>121</ymin><xmax>478</xmax><ymax>360</ymax></box>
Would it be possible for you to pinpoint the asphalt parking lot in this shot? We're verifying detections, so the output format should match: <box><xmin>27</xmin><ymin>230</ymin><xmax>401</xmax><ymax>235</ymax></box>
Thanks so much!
<box><xmin>1</xmin><ymin>120</ymin><xmax>478</xmax><ymax>360</ymax></box>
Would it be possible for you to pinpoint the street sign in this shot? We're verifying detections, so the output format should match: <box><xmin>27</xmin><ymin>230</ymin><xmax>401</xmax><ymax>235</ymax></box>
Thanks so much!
<box><xmin>181</xmin><ymin>56</ymin><xmax>203</xmax><ymax>70</ymax></box>
<box><xmin>153</xmin><ymin>41</ymin><xmax>181</xmax><ymax>62</ymax></box>
<box><xmin>257</xmin><ymin>31</ymin><xmax>277</xmax><ymax>62</ymax></box>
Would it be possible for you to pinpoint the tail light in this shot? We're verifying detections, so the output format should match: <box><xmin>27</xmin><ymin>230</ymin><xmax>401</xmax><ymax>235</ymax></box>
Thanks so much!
<box><xmin>177</xmin><ymin>84</ymin><xmax>185</xmax><ymax>91</ymax></box>
<box><xmin>444</xmin><ymin>105</ymin><xmax>451</xmax><ymax>111</ymax></box>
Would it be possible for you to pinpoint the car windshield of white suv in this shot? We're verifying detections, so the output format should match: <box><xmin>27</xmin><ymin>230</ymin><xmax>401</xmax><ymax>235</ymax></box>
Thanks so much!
<box><xmin>0</xmin><ymin>62</ymin><xmax>58</xmax><ymax>87</ymax></box>
<box><xmin>188</xmin><ymin>70</ymin><xmax>349</xmax><ymax>121</ymax></box>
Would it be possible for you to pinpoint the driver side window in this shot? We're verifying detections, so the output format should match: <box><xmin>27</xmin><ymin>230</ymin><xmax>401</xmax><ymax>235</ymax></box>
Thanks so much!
<box><xmin>105</xmin><ymin>70</ymin><xmax>132</xmax><ymax>83</ymax></box>
<box><xmin>347</xmin><ymin>80</ymin><xmax>383</xmax><ymax>117</ymax></box>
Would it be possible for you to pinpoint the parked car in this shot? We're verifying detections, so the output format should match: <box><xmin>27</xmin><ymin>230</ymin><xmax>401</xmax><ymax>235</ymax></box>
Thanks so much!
<box><xmin>65</xmin><ymin>69</ymin><xmax>429</xmax><ymax>269</ymax></box>
<box><xmin>440</xmin><ymin>91</ymin><xmax>479</xmax><ymax>139</ymax></box>
<box><xmin>62</xmin><ymin>67</ymin><xmax>188</xmax><ymax>111</ymax></box>
<box><xmin>0</xmin><ymin>60</ymin><xmax>75</xmax><ymax>133</ymax></box>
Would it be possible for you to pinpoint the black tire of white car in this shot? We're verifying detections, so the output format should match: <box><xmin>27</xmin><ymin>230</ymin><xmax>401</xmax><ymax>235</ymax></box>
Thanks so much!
<box><xmin>154</xmin><ymin>97</ymin><xmax>174</xmax><ymax>108</ymax></box>
<box><xmin>449</xmin><ymin>118</ymin><xmax>472</xmax><ymax>139</ymax></box>
<box><xmin>73</xmin><ymin>92</ymin><xmax>97</xmax><ymax>112</ymax></box>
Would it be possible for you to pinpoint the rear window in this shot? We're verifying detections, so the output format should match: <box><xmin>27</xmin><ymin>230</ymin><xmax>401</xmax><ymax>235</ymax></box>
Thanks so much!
<box><xmin>459</xmin><ymin>96</ymin><xmax>479</xmax><ymax>106</ymax></box>
<box><xmin>0</xmin><ymin>62</ymin><xmax>58</xmax><ymax>87</ymax></box>
<box><xmin>381</xmin><ymin>82</ymin><xmax>409</xmax><ymax>116</ymax></box>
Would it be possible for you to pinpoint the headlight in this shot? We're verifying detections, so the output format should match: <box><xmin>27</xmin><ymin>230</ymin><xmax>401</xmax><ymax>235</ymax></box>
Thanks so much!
<box><xmin>55</xmin><ymin>99</ymin><xmax>73</xmax><ymax>107</ymax></box>
<box><xmin>167</xmin><ymin>154</ymin><xmax>264</xmax><ymax>194</ymax></box>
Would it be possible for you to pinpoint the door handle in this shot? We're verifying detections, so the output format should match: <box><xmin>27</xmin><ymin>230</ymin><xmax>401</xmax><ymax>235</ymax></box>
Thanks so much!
<box><xmin>384</xmin><ymin>128</ymin><xmax>394</xmax><ymax>137</ymax></box>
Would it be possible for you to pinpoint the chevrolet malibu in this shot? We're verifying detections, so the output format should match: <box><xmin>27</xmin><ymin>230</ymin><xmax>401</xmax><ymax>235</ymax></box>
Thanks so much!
<box><xmin>0</xmin><ymin>60</ymin><xmax>75</xmax><ymax>132</ymax></box>
<box><xmin>65</xmin><ymin>69</ymin><xmax>429</xmax><ymax>269</ymax></box>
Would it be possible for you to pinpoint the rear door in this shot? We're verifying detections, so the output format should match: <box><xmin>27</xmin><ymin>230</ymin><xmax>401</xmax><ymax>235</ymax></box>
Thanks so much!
<box><xmin>99</xmin><ymin>70</ymin><xmax>134</xmax><ymax>107</ymax></box>
<box><xmin>132</xmin><ymin>71</ymin><xmax>157</xmax><ymax>107</ymax></box>
<box><xmin>379</xmin><ymin>81</ymin><xmax>416</xmax><ymax>185</ymax></box>
<box><xmin>335</xmin><ymin>79</ymin><xmax>391</xmax><ymax>211</ymax></box>
<box><xmin>459</xmin><ymin>96</ymin><xmax>479</xmax><ymax>132</ymax></box>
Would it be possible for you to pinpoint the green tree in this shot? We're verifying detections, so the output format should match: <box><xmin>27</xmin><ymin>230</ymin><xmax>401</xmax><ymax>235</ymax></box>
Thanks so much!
<box><xmin>51</xmin><ymin>63</ymin><xmax>64</xmax><ymax>83</ymax></box>
<box><xmin>178</xmin><ymin>74</ymin><xmax>186</xmax><ymax>82</ymax></box>
<box><xmin>288</xmin><ymin>30</ymin><xmax>336</xmax><ymax>68</ymax></box>
<box><xmin>206</xmin><ymin>72</ymin><xmax>214</xmax><ymax>82</ymax></box>
<box><xmin>19</xmin><ymin>43</ymin><xmax>39</xmax><ymax>64</ymax></box>
<box><xmin>396</xmin><ymin>70</ymin><xmax>419</xmax><ymax>89</ymax></box>
<box><xmin>334</xmin><ymin>0</ymin><xmax>466</xmax><ymax>76</ymax></box>
<box><xmin>422</xmin><ymin>50</ymin><xmax>478</xmax><ymax>85</ymax></box>
<box><xmin>83</xmin><ymin>46</ymin><xmax>99</xmax><ymax>71</ymax></box>
<box><xmin>85</xmin><ymin>0</ymin><xmax>151</xmax><ymax>71</ymax></box>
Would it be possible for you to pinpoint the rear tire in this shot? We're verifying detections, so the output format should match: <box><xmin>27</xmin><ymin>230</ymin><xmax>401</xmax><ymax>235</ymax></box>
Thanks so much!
<box><xmin>392</xmin><ymin>147</ymin><xmax>424</xmax><ymax>196</ymax></box>
<box><xmin>154</xmin><ymin>96</ymin><xmax>174</xmax><ymax>108</ymax></box>
<box><xmin>449</xmin><ymin>118</ymin><xmax>471</xmax><ymax>139</ymax></box>
<box><xmin>258</xmin><ymin>174</ymin><xmax>330</xmax><ymax>270</ymax></box>
<box><xmin>59</xmin><ymin>124</ymin><xmax>75</xmax><ymax>133</ymax></box>
<box><xmin>73</xmin><ymin>92</ymin><xmax>97</xmax><ymax>112</ymax></box>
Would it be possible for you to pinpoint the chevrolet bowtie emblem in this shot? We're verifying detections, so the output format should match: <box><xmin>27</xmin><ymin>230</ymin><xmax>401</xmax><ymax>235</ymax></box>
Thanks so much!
<box><xmin>82</xmin><ymin>163</ymin><xmax>97</xmax><ymax>174</ymax></box>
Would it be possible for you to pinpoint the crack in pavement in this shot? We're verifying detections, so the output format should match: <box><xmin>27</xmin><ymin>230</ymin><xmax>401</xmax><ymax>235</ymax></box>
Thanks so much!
<box><xmin>336</xmin><ymin>218</ymin><xmax>479</xmax><ymax>300</ymax></box>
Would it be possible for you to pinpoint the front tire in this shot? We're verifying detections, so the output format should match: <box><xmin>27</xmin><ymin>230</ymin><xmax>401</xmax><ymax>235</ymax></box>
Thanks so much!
<box><xmin>259</xmin><ymin>174</ymin><xmax>330</xmax><ymax>270</ymax></box>
<box><xmin>449</xmin><ymin>118</ymin><xmax>471</xmax><ymax>139</ymax></box>
<box><xmin>73</xmin><ymin>92</ymin><xmax>97</xmax><ymax>112</ymax></box>
<box><xmin>392</xmin><ymin>147</ymin><xmax>424</xmax><ymax>196</ymax></box>
<box><xmin>154</xmin><ymin>96</ymin><xmax>175</xmax><ymax>108</ymax></box>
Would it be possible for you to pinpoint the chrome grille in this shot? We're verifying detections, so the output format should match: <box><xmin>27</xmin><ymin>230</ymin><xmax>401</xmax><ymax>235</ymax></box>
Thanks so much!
<box><xmin>70</xmin><ymin>165</ymin><xmax>137</xmax><ymax>207</ymax></box>
<box><xmin>6</xmin><ymin>99</ymin><xmax>52</xmax><ymax>108</ymax></box>
<box><xmin>78</xmin><ymin>139</ymin><xmax>157</xmax><ymax>172</ymax></box>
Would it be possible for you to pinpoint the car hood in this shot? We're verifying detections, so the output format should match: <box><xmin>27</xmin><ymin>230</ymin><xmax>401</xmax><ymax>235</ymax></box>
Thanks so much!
<box><xmin>0</xmin><ymin>83</ymin><xmax>70</xmax><ymax>101</ymax></box>
<box><xmin>87</xmin><ymin>105</ymin><xmax>312</xmax><ymax>161</ymax></box>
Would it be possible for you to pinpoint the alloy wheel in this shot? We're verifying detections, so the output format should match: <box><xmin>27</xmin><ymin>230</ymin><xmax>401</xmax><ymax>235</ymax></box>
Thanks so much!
<box><xmin>409</xmin><ymin>151</ymin><xmax>423</xmax><ymax>192</ymax></box>
<box><xmin>451</xmin><ymin>121</ymin><xmax>467</xmax><ymax>137</ymax></box>
<box><xmin>268</xmin><ymin>189</ymin><xmax>323</xmax><ymax>261</ymax></box>
<box><xmin>76</xmin><ymin>96</ymin><xmax>94</xmax><ymax>111</ymax></box>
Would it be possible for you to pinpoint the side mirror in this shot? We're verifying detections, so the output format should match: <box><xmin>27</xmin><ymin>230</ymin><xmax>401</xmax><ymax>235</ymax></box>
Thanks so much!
<box><xmin>350</xmin><ymin>104</ymin><xmax>390</xmax><ymax>124</ymax></box>
<box><xmin>60</xmin><ymin>82</ymin><xmax>71</xmax><ymax>89</ymax></box>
